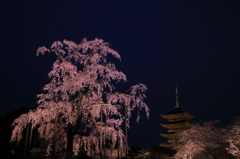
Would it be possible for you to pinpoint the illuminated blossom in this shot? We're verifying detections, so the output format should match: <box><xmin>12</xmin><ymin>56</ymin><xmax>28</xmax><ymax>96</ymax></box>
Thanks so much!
<box><xmin>172</xmin><ymin>121</ymin><xmax>228</xmax><ymax>159</ymax></box>
<box><xmin>226</xmin><ymin>117</ymin><xmax>240</xmax><ymax>157</ymax></box>
<box><xmin>11</xmin><ymin>38</ymin><xmax>149</xmax><ymax>157</ymax></box>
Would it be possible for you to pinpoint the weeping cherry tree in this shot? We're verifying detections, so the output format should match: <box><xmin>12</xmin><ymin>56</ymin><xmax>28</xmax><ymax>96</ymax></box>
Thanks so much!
<box><xmin>10</xmin><ymin>38</ymin><xmax>150</xmax><ymax>157</ymax></box>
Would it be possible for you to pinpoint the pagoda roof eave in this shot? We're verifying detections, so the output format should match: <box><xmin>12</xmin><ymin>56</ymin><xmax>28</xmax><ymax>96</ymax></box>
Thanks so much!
<box><xmin>159</xmin><ymin>143</ymin><xmax>172</xmax><ymax>147</ymax></box>
<box><xmin>161</xmin><ymin>106</ymin><xmax>194</xmax><ymax>119</ymax></box>
<box><xmin>161</xmin><ymin>112</ymin><xmax>194</xmax><ymax>120</ymax></box>
<box><xmin>162</xmin><ymin>106</ymin><xmax>185</xmax><ymax>115</ymax></box>
<box><xmin>160</xmin><ymin>121</ymin><xmax>192</xmax><ymax>129</ymax></box>
<box><xmin>160</xmin><ymin>132</ymin><xmax>176</xmax><ymax>139</ymax></box>
<box><xmin>162</xmin><ymin>119</ymin><xmax>187</xmax><ymax>125</ymax></box>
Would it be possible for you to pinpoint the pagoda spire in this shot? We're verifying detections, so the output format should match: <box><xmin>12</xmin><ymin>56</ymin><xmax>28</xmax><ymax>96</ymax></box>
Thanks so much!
<box><xmin>175</xmin><ymin>87</ymin><xmax>179</xmax><ymax>107</ymax></box>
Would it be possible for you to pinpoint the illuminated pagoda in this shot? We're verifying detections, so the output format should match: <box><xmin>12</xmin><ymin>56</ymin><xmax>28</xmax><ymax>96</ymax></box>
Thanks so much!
<box><xmin>160</xmin><ymin>88</ymin><xmax>194</xmax><ymax>147</ymax></box>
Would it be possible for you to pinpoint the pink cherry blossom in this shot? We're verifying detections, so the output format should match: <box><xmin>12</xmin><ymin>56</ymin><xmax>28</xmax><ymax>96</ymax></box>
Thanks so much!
<box><xmin>11</xmin><ymin>38</ymin><xmax>149</xmax><ymax>157</ymax></box>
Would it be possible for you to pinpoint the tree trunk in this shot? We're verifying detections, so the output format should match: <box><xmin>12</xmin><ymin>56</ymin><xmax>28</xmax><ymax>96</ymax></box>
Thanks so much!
<box><xmin>66</xmin><ymin>123</ymin><xmax>73</xmax><ymax>151</ymax></box>
<box><xmin>64</xmin><ymin>123</ymin><xmax>73</xmax><ymax>159</ymax></box>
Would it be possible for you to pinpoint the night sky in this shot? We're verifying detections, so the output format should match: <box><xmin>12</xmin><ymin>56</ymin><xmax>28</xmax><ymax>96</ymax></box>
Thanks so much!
<box><xmin>1</xmin><ymin>0</ymin><xmax>240</xmax><ymax>149</ymax></box>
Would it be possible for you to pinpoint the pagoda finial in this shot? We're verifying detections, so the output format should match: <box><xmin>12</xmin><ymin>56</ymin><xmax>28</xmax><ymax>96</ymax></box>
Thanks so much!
<box><xmin>176</xmin><ymin>87</ymin><xmax>179</xmax><ymax>107</ymax></box>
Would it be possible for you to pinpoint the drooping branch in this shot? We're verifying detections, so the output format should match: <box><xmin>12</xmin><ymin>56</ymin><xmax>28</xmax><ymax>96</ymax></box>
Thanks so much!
<box><xmin>11</xmin><ymin>38</ymin><xmax>149</xmax><ymax>158</ymax></box>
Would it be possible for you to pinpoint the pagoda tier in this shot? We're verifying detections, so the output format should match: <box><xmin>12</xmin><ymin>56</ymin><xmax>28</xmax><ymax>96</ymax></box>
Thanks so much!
<box><xmin>160</xmin><ymin>88</ymin><xmax>194</xmax><ymax>147</ymax></box>
<box><xmin>160</xmin><ymin>143</ymin><xmax>171</xmax><ymax>147</ymax></box>
<box><xmin>167</xmin><ymin>129</ymin><xmax>185</xmax><ymax>133</ymax></box>
<box><xmin>161</xmin><ymin>106</ymin><xmax>194</xmax><ymax>120</ymax></box>
<box><xmin>160</xmin><ymin>119</ymin><xmax>192</xmax><ymax>129</ymax></box>
<box><xmin>160</xmin><ymin>139</ymin><xmax>178</xmax><ymax>147</ymax></box>
<box><xmin>160</xmin><ymin>132</ymin><xmax>175</xmax><ymax>139</ymax></box>
<box><xmin>167</xmin><ymin>139</ymin><xmax>178</xmax><ymax>143</ymax></box>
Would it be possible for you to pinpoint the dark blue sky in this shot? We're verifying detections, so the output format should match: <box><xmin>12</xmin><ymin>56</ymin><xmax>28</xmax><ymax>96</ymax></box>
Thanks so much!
<box><xmin>1</xmin><ymin>0</ymin><xmax>240</xmax><ymax>149</ymax></box>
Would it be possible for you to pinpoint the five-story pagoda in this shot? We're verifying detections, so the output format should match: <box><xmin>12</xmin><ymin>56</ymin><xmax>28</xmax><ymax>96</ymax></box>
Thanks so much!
<box><xmin>160</xmin><ymin>88</ymin><xmax>194</xmax><ymax>147</ymax></box>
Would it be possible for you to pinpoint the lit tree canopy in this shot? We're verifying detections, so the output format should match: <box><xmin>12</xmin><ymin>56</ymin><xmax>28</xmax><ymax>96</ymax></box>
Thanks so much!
<box><xmin>172</xmin><ymin>121</ymin><xmax>230</xmax><ymax>159</ymax></box>
<box><xmin>226</xmin><ymin>117</ymin><xmax>240</xmax><ymax>157</ymax></box>
<box><xmin>10</xmin><ymin>38</ymin><xmax>150</xmax><ymax>157</ymax></box>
